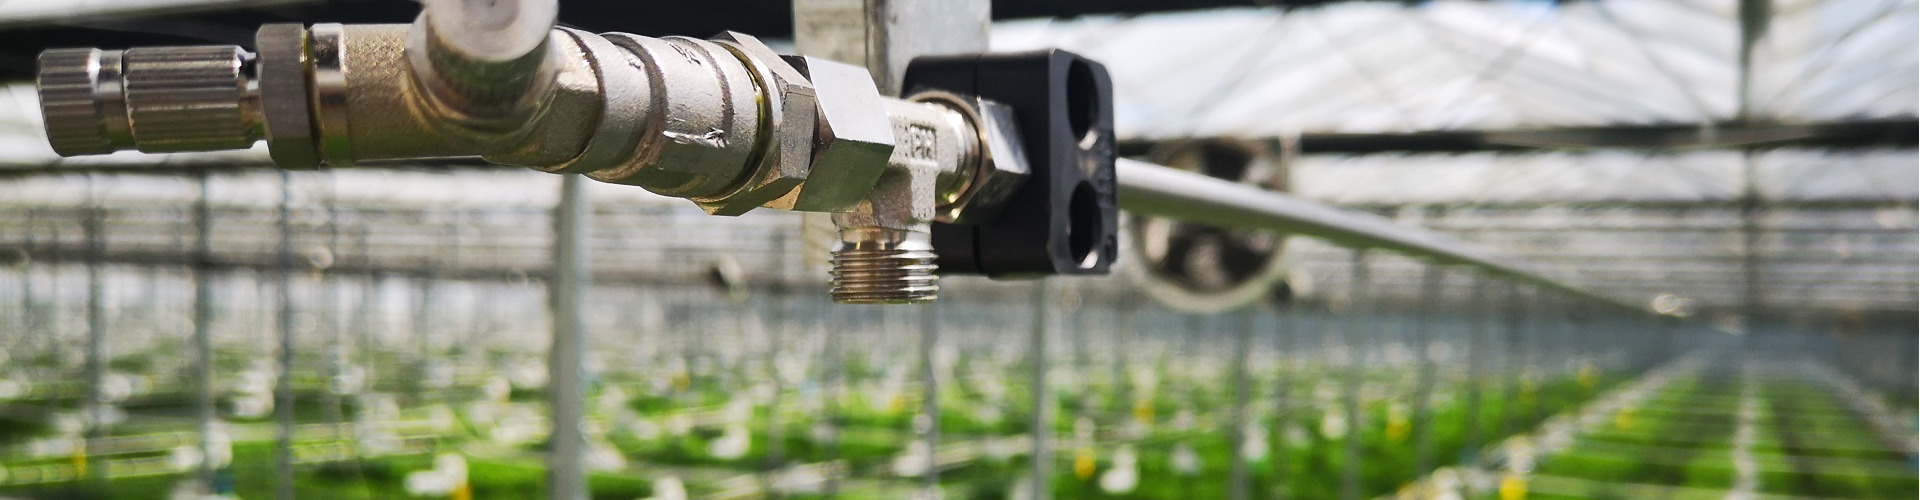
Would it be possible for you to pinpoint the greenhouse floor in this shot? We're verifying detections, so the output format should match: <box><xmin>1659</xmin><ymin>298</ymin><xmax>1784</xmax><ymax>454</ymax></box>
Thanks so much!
<box><xmin>0</xmin><ymin>346</ymin><xmax>1909</xmax><ymax>500</ymax></box>
<box><xmin>1396</xmin><ymin>354</ymin><xmax>1918</xmax><ymax>500</ymax></box>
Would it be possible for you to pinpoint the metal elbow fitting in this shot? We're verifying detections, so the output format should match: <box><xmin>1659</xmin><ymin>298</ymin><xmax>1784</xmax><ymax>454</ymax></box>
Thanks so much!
<box><xmin>828</xmin><ymin>94</ymin><xmax>1030</xmax><ymax>304</ymax></box>
<box><xmin>34</xmin><ymin>19</ymin><xmax>1033</xmax><ymax>304</ymax></box>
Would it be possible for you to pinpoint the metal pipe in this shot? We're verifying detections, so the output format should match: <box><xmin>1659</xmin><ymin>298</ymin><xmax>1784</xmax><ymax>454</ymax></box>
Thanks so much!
<box><xmin>1115</xmin><ymin>158</ymin><xmax>1644</xmax><ymax>314</ymax></box>
<box><xmin>1410</xmin><ymin>265</ymin><xmax>1442</xmax><ymax>476</ymax></box>
<box><xmin>1500</xmin><ymin>283</ymin><xmax>1525</xmax><ymax>437</ymax></box>
<box><xmin>918</xmin><ymin>303</ymin><xmax>941</xmax><ymax>494</ymax></box>
<box><xmin>82</xmin><ymin>173</ymin><xmax>105</xmax><ymax>481</ymax></box>
<box><xmin>1269</xmin><ymin>304</ymin><xmax>1297</xmax><ymax>500</ymax></box>
<box><xmin>1027</xmin><ymin>279</ymin><xmax>1054</xmax><ymax>500</ymax></box>
<box><xmin>1338</xmin><ymin>249</ymin><xmax>1369</xmax><ymax>500</ymax></box>
<box><xmin>1226</xmin><ymin>307</ymin><xmax>1255</xmax><ymax>500</ymax></box>
<box><xmin>1461</xmin><ymin>276</ymin><xmax>1487</xmax><ymax>459</ymax></box>
<box><xmin>273</xmin><ymin>170</ymin><xmax>295</xmax><ymax>500</ymax></box>
<box><xmin>192</xmin><ymin>170</ymin><xmax>217</xmax><ymax>494</ymax></box>
<box><xmin>547</xmin><ymin>173</ymin><xmax>590</xmax><ymax>500</ymax></box>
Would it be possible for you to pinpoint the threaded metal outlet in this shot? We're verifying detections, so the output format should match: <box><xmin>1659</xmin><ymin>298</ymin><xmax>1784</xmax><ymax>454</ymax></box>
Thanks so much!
<box><xmin>829</xmin><ymin>227</ymin><xmax>939</xmax><ymax>304</ymax></box>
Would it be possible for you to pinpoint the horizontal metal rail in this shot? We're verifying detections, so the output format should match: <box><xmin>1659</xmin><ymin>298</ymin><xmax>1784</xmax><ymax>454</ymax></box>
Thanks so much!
<box><xmin>1116</xmin><ymin>158</ymin><xmax>1648</xmax><ymax>313</ymax></box>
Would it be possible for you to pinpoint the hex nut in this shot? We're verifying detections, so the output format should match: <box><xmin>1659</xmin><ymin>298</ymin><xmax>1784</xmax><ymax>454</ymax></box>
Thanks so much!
<box><xmin>783</xmin><ymin>56</ymin><xmax>896</xmax><ymax>213</ymax></box>
<box><xmin>694</xmin><ymin>32</ymin><xmax>818</xmax><ymax>216</ymax></box>
<box><xmin>256</xmin><ymin>24</ymin><xmax>321</xmax><ymax>169</ymax></box>
<box><xmin>923</xmin><ymin>95</ymin><xmax>1030</xmax><ymax>224</ymax></box>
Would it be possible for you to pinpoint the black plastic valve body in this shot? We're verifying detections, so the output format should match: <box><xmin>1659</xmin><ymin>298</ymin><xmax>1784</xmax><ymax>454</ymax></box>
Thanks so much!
<box><xmin>903</xmin><ymin>49</ymin><xmax>1118</xmax><ymax>278</ymax></box>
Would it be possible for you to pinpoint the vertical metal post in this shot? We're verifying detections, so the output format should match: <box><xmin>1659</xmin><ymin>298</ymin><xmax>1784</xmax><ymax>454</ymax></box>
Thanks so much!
<box><xmin>822</xmin><ymin>300</ymin><xmax>845</xmax><ymax>496</ymax></box>
<box><xmin>321</xmin><ymin>179</ymin><xmax>345</xmax><ymax>428</ymax></box>
<box><xmin>414</xmin><ymin>273</ymin><xmax>435</xmax><ymax>375</ymax></box>
<box><xmin>1270</xmin><ymin>303</ymin><xmax>1298</xmax><ymax>500</ymax></box>
<box><xmin>1411</xmin><ymin>265</ymin><xmax>1442</xmax><ymax>475</ymax></box>
<box><xmin>83</xmin><ymin>174</ymin><xmax>107</xmax><ymax>480</ymax></box>
<box><xmin>1735</xmin><ymin>0</ymin><xmax>1769</xmax><ymax>332</ymax></box>
<box><xmin>1028</xmin><ymin>279</ymin><xmax>1055</xmax><ymax>500</ymax></box>
<box><xmin>274</xmin><ymin>170</ymin><xmax>296</xmax><ymax>500</ymax></box>
<box><xmin>356</xmin><ymin>226</ymin><xmax>380</xmax><ymax>416</ymax></box>
<box><xmin>193</xmin><ymin>171</ymin><xmax>218</xmax><ymax>492</ymax></box>
<box><xmin>1339</xmin><ymin>250</ymin><xmax>1370</xmax><ymax>500</ymax></box>
<box><xmin>15</xmin><ymin>210</ymin><xmax>32</xmax><ymax>355</ymax></box>
<box><xmin>793</xmin><ymin>0</ymin><xmax>989</xmax><ymax>95</ymax></box>
<box><xmin>47</xmin><ymin>218</ymin><xmax>62</xmax><ymax>372</ymax></box>
<box><xmin>548</xmin><ymin>174</ymin><xmax>591</xmax><ymax>500</ymax></box>
<box><xmin>765</xmin><ymin>231</ymin><xmax>789</xmax><ymax>472</ymax></box>
<box><xmin>1111</xmin><ymin>300</ymin><xmax>1137</xmax><ymax>430</ymax></box>
<box><xmin>1500</xmin><ymin>283</ymin><xmax>1525</xmax><ymax>436</ymax></box>
<box><xmin>919</xmin><ymin>301</ymin><xmax>941</xmax><ymax>495</ymax></box>
<box><xmin>1227</xmin><ymin>307</ymin><xmax>1256</xmax><ymax>500</ymax></box>
<box><xmin>1461</xmin><ymin>276</ymin><xmax>1487</xmax><ymax>461</ymax></box>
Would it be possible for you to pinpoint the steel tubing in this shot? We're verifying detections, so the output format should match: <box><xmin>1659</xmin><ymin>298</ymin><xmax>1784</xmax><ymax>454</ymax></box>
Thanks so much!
<box><xmin>1115</xmin><ymin>158</ymin><xmax>1643</xmax><ymax>313</ymax></box>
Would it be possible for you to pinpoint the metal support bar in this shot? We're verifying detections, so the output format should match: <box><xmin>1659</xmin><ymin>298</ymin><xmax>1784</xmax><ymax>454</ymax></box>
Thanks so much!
<box><xmin>1027</xmin><ymin>279</ymin><xmax>1054</xmax><ymax>500</ymax></box>
<box><xmin>1226</xmin><ymin>307</ymin><xmax>1255</xmax><ymax>500</ymax></box>
<box><xmin>272</xmin><ymin>170</ymin><xmax>295</xmax><ymax>500</ymax></box>
<box><xmin>918</xmin><ymin>303</ymin><xmax>941</xmax><ymax>495</ymax></box>
<box><xmin>1411</xmin><ymin>265</ymin><xmax>1441</xmax><ymax>475</ymax></box>
<box><xmin>1269</xmin><ymin>305</ymin><xmax>1297</xmax><ymax>500</ymax></box>
<box><xmin>1116</xmin><ymin>158</ymin><xmax>1644</xmax><ymax>314</ymax></box>
<box><xmin>82</xmin><ymin>173</ymin><xmax>106</xmax><ymax>480</ymax></box>
<box><xmin>1461</xmin><ymin>276</ymin><xmax>1488</xmax><ymax>458</ymax></box>
<box><xmin>1114</xmin><ymin>118</ymin><xmax>1920</xmax><ymax>155</ymax></box>
<box><xmin>547</xmin><ymin>173</ymin><xmax>590</xmax><ymax>500</ymax></box>
<box><xmin>1338</xmin><ymin>249</ymin><xmax>1369</xmax><ymax>500</ymax></box>
<box><xmin>192</xmin><ymin>170</ymin><xmax>217</xmax><ymax>494</ymax></box>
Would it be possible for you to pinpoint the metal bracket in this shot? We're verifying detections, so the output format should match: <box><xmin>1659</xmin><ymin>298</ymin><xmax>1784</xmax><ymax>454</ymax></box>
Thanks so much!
<box><xmin>903</xmin><ymin>50</ymin><xmax>1120</xmax><ymax>278</ymax></box>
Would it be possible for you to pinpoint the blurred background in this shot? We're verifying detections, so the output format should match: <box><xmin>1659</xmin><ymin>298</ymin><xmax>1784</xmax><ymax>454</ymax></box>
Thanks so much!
<box><xmin>0</xmin><ymin>0</ymin><xmax>1914</xmax><ymax>499</ymax></box>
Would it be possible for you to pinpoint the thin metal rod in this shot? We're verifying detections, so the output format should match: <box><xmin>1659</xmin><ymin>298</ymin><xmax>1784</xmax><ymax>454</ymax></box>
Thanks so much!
<box><xmin>193</xmin><ymin>171</ymin><xmax>218</xmax><ymax>493</ymax></box>
<box><xmin>1462</xmin><ymin>276</ymin><xmax>1487</xmax><ymax>460</ymax></box>
<box><xmin>1500</xmin><ymin>283</ymin><xmax>1526</xmax><ymax>437</ymax></box>
<box><xmin>1411</xmin><ymin>265</ymin><xmax>1442</xmax><ymax>476</ymax></box>
<box><xmin>1269</xmin><ymin>305</ymin><xmax>1297</xmax><ymax>500</ymax></box>
<box><xmin>822</xmin><ymin>300</ymin><xmax>845</xmax><ymax>496</ymax></box>
<box><xmin>1115</xmin><ymin>158</ymin><xmax>1640</xmax><ymax>313</ymax></box>
<box><xmin>1027</xmin><ymin>279</ymin><xmax>1054</xmax><ymax>500</ymax></box>
<box><xmin>83</xmin><ymin>173</ymin><xmax>106</xmax><ymax>480</ymax></box>
<box><xmin>273</xmin><ymin>170</ymin><xmax>296</xmax><ymax>500</ymax></box>
<box><xmin>548</xmin><ymin>173</ymin><xmax>590</xmax><ymax>500</ymax></box>
<box><xmin>765</xmin><ymin>231</ymin><xmax>789</xmax><ymax>472</ymax></box>
<box><xmin>1226</xmin><ymin>307</ymin><xmax>1255</xmax><ymax>500</ymax></box>
<box><xmin>919</xmin><ymin>302</ymin><xmax>941</xmax><ymax>494</ymax></box>
<box><xmin>1339</xmin><ymin>249</ymin><xmax>1369</xmax><ymax>500</ymax></box>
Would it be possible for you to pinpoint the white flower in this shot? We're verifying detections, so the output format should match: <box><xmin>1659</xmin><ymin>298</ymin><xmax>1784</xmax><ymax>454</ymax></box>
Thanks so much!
<box><xmin>646</xmin><ymin>476</ymin><xmax>688</xmax><ymax>500</ymax></box>
<box><xmin>1320</xmin><ymin>408</ymin><xmax>1348</xmax><ymax>439</ymax></box>
<box><xmin>892</xmin><ymin>439</ymin><xmax>932</xmax><ymax>477</ymax></box>
<box><xmin>708</xmin><ymin>424</ymin><xmax>751</xmax><ymax>460</ymax></box>
<box><xmin>1171</xmin><ymin>442</ymin><xmax>1201</xmax><ymax>476</ymax></box>
<box><xmin>1099</xmin><ymin>445</ymin><xmax>1139</xmax><ymax>494</ymax></box>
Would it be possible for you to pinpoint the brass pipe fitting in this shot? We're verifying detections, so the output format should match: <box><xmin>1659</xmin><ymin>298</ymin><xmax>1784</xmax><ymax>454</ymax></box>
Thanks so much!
<box><xmin>34</xmin><ymin>6</ymin><xmax>1031</xmax><ymax>304</ymax></box>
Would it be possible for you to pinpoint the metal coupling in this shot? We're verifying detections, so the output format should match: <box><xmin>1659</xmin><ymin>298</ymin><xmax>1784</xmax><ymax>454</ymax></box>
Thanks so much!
<box><xmin>39</xmin><ymin>46</ymin><xmax>261</xmax><ymax>155</ymax></box>
<box><xmin>30</xmin><ymin>5</ymin><xmax>1083</xmax><ymax>304</ymax></box>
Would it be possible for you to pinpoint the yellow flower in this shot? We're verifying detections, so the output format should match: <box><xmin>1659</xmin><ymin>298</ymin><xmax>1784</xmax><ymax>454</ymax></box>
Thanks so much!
<box><xmin>1499</xmin><ymin>474</ymin><xmax>1528</xmax><ymax>500</ymax></box>
<box><xmin>1074</xmin><ymin>447</ymin><xmax>1098</xmax><ymax>480</ymax></box>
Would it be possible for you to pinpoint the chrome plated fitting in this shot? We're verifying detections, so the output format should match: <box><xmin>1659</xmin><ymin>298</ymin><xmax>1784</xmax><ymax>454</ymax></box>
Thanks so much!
<box><xmin>39</xmin><ymin>46</ymin><xmax>261</xmax><ymax>155</ymax></box>
<box><xmin>32</xmin><ymin>0</ymin><xmax>1035</xmax><ymax>304</ymax></box>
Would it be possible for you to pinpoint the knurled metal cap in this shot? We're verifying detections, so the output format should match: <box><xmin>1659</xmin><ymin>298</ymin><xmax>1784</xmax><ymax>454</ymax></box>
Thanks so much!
<box><xmin>37</xmin><ymin>45</ymin><xmax>259</xmax><ymax>156</ymax></box>
<box><xmin>119</xmin><ymin>45</ymin><xmax>257</xmax><ymax>152</ymax></box>
<box><xmin>37</xmin><ymin>48</ymin><xmax>130</xmax><ymax>156</ymax></box>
